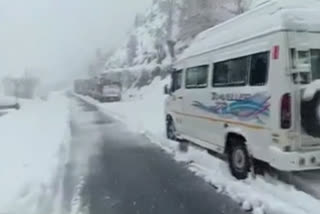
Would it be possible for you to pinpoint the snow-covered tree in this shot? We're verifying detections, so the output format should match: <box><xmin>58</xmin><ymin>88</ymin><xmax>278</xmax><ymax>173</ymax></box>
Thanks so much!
<box><xmin>134</xmin><ymin>14</ymin><xmax>145</xmax><ymax>28</ymax></box>
<box><xmin>127</xmin><ymin>34</ymin><xmax>138</xmax><ymax>66</ymax></box>
<box><xmin>105</xmin><ymin>0</ymin><xmax>253</xmax><ymax>78</ymax></box>
<box><xmin>220</xmin><ymin>0</ymin><xmax>252</xmax><ymax>15</ymax></box>
<box><xmin>154</xmin><ymin>40</ymin><xmax>166</xmax><ymax>64</ymax></box>
<box><xmin>178</xmin><ymin>0</ymin><xmax>250</xmax><ymax>40</ymax></box>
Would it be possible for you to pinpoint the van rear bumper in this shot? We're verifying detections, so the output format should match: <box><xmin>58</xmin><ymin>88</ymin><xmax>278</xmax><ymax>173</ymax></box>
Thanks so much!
<box><xmin>269</xmin><ymin>146</ymin><xmax>320</xmax><ymax>171</ymax></box>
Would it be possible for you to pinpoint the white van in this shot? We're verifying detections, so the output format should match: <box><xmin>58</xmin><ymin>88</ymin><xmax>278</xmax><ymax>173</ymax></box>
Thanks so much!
<box><xmin>164</xmin><ymin>0</ymin><xmax>320</xmax><ymax>179</ymax></box>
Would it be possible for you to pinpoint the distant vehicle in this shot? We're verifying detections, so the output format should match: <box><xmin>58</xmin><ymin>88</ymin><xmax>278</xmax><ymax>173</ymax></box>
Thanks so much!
<box><xmin>92</xmin><ymin>70</ymin><xmax>123</xmax><ymax>102</ymax></box>
<box><xmin>164</xmin><ymin>1</ymin><xmax>320</xmax><ymax>180</ymax></box>
<box><xmin>100</xmin><ymin>83</ymin><xmax>122</xmax><ymax>102</ymax></box>
<box><xmin>74</xmin><ymin>79</ymin><xmax>84</xmax><ymax>95</ymax></box>
<box><xmin>74</xmin><ymin>79</ymin><xmax>92</xmax><ymax>96</ymax></box>
<box><xmin>0</xmin><ymin>96</ymin><xmax>20</xmax><ymax>110</ymax></box>
<box><xmin>90</xmin><ymin>87</ymin><xmax>102</xmax><ymax>100</ymax></box>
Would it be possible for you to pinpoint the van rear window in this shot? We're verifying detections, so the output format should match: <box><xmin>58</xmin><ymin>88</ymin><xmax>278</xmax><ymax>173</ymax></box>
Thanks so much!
<box><xmin>290</xmin><ymin>49</ymin><xmax>320</xmax><ymax>84</ymax></box>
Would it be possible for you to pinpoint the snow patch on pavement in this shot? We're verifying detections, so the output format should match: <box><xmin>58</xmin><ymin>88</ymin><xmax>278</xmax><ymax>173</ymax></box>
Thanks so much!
<box><xmin>77</xmin><ymin>78</ymin><xmax>320</xmax><ymax>214</ymax></box>
<box><xmin>0</xmin><ymin>92</ymin><xmax>71</xmax><ymax>214</ymax></box>
<box><xmin>70</xmin><ymin>176</ymin><xmax>86</xmax><ymax>214</ymax></box>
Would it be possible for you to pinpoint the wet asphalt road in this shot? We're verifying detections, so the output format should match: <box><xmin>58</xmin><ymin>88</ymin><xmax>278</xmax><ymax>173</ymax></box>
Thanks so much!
<box><xmin>67</xmin><ymin>98</ymin><xmax>246</xmax><ymax>214</ymax></box>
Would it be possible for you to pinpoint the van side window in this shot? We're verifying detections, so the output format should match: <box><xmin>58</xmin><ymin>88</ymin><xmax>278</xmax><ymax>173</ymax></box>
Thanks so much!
<box><xmin>185</xmin><ymin>65</ymin><xmax>209</xmax><ymax>89</ymax></box>
<box><xmin>171</xmin><ymin>70</ymin><xmax>182</xmax><ymax>92</ymax></box>
<box><xmin>311</xmin><ymin>49</ymin><xmax>320</xmax><ymax>80</ymax></box>
<box><xmin>212</xmin><ymin>63</ymin><xmax>228</xmax><ymax>85</ymax></box>
<box><xmin>250</xmin><ymin>52</ymin><xmax>269</xmax><ymax>86</ymax></box>
<box><xmin>229</xmin><ymin>57</ymin><xmax>249</xmax><ymax>85</ymax></box>
<box><xmin>213</xmin><ymin>56</ymin><xmax>249</xmax><ymax>86</ymax></box>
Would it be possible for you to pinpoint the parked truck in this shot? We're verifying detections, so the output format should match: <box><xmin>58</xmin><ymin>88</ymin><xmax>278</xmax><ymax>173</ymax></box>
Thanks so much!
<box><xmin>74</xmin><ymin>79</ymin><xmax>92</xmax><ymax>96</ymax></box>
<box><xmin>92</xmin><ymin>71</ymin><xmax>122</xmax><ymax>102</ymax></box>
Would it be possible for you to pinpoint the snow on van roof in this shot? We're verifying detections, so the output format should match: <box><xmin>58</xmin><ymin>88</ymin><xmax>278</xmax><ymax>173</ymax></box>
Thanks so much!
<box><xmin>178</xmin><ymin>0</ymin><xmax>320</xmax><ymax>62</ymax></box>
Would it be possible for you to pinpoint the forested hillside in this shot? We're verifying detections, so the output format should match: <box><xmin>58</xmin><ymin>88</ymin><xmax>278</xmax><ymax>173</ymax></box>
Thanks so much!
<box><xmin>106</xmin><ymin>0</ymin><xmax>251</xmax><ymax>69</ymax></box>
<box><xmin>98</xmin><ymin>0</ymin><xmax>254</xmax><ymax>89</ymax></box>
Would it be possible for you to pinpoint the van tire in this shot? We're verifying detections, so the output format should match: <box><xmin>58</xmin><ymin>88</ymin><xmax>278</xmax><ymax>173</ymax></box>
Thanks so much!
<box><xmin>227</xmin><ymin>138</ymin><xmax>251</xmax><ymax>180</ymax></box>
<box><xmin>166</xmin><ymin>117</ymin><xmax>176</xmax><ymax>140</ymax></box>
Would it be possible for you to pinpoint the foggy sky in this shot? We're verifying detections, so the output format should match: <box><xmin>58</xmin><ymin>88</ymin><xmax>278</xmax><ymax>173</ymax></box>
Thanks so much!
<box><xmin>0</xmin><ymin>0</ymin><xmax>151</xmax><ymax>88</ymax></box>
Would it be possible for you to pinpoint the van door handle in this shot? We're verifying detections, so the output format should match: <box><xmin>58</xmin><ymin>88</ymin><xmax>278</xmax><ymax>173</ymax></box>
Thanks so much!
<box><xmin>178</xmin><ymin>96</ymin><xmax>183</xmax><ymax>100</ymax></box>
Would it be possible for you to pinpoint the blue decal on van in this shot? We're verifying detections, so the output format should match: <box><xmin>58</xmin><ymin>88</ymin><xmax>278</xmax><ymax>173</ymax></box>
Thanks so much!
<box><xmin>192</xmin><ymin>93</ymin><xmax>270</xmax><ymax>124</ymax></box>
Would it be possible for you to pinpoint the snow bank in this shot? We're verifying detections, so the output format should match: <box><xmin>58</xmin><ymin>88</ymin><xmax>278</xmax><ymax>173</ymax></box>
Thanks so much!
<box><xmin>80</xmin><ymin>77</ymin><xmax>170</xmax><ymax>136</ymax></box>
<box><xmin>78</xmin><ymin>78</ymin><xmax>320</xmax><ymax>214</ymax></box>
<box><xmin>153</xmin><ymin>140</ymin><xmax>320</xmax><ymax>214</ymax></box>
<box><xmin>0</xmin><ymin>92</ymin><xmax>71</xmax><ymax>214</ymax></box>
<box><xmin>0</xmin><ymin>96</ymin><xmax>18</xmax><ymax>106</ymax></box>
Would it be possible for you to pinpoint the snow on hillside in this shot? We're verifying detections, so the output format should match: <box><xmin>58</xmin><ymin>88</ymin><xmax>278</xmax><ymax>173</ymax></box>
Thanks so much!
<box><xmin>106</xmin><ymin>0</ymin><xmax>181</xmax><ymax>69</ymax></box>
<box><xmin>101</xmin><ymin>0</ymin><xmax>253</xmax><ymax>93</ymax></box>
<box><xmin>105</xmin><ymin>0</ymin><xmax>320</xmax><ymax>74</ymax></box>
<box><xmin>77</xmin><ymin>78</ymin><xmax>320</xmax><ymax>214</ymax></box>
<box><xmin>101</xmin><ymin>1</ymin><xmax>183</xmax><ymax>90</ymax></box>
<box><xmin>0</xmin><ymin>93</ymin><xmax>71</xmax><ymax>214</ymax></box>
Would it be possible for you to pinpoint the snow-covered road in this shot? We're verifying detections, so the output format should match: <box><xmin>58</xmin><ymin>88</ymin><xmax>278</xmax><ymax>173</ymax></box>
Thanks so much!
<box><xmin>67</xmin><ymin>97</ymin><xmax>246</xmax><ymax>214</ymax></box>
<box><xmin>1</xmin><ymin>83</ymin><xmax>319</xmax><ymax>214</ymax></box>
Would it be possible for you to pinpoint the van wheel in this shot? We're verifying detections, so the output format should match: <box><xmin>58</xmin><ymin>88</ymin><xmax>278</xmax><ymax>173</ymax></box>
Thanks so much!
<box><xmin>166</xmin><ymin>117</ymin><xmax>176</xmax><ymax>140</ymax></box>
<box><xmin>228</xmin><ymin>139</ymin><xmax>251</xmax><ymax>180</ymax></box>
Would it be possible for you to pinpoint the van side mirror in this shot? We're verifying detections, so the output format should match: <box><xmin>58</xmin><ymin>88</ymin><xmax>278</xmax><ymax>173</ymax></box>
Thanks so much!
<box><xmin>164</xmin><ymin>85</ymin><xmax>170</xmax><ymax>95</ymax></box>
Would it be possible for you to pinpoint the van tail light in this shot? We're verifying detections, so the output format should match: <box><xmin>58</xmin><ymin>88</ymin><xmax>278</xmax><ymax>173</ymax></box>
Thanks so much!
<box><xmin>281</xmin><ymin>93</ymin><xmax>292</xmax><ymax>129</ymax></box>
<box><xmin>272</xmin><ymin>45</ymin><xmax>280</xmax><ymax>60</ymax></box>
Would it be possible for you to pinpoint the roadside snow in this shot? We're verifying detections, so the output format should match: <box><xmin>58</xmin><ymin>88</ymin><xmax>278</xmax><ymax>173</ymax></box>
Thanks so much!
<box><xmin>0</xmin><ymin>92</ymin><xmax>71</xmax><ymax>214</ymax></box>
<box><xmin>79</xmin><ymin>77</ymin><xmax>169</xmax><ymax>136</ymax></box>
<box><xmin>0</xmin><ymin>96</ymin><xmax>18</xmax><ymax>106</ymax></box>
<box><xmin>78</xmin><ymin>77</ymin><xmax>320</xmax><ymax>214</ymax></box>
